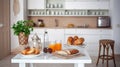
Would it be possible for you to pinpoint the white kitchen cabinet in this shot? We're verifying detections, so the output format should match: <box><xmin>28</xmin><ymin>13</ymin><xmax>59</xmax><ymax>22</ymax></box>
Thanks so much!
<box><xmin>100</xmin><ymin>29</ymin><xmax>113</xmax><ymax>39</ymax></box>
<box><xmin>79</xmin><ymin>34</ymin><xmax>100</xmax><ymax>43</ymax></box>
<box><xmin>76</xmin><ymin>29</ymin><xmax>112</xmax><ymax>42</ymax></box>
<box><xmin>27</xmin><ymin>0</ymin><xmax>45</xmax><ymax>9</ymax></box>
<box><xmin>45</xmin><ymin>29</ymin><xmax>55</xmax><ymax>41</ymax></box>
<box><xmin>64</xmin><ymin>29</ymin><xmax>76</xmax><ymax>34</ymax></box>
<box><xmin>100</xmin><ymin>35</ymin><xmax>112</xmax><ymax>39</ymax></box>
<box><xmin>65</xmin><ymin>2</ymin><xmax>98</xmax><ymax>9</ymax></box>
<box><xmin>65</xmin><ymin>1</ymin><xmax>109</xmax><ymax>9</ymax></box>
<box><xmin>54</xmin><ymin>29</ymin><xmax>65</xmax><ymax>44</ymax></box>
<box><xmin>76</xmin><ymin>29</ymin><xmax>101</xmax><ymax>34</ymax></box>
<box><xmin>100</xmin><ymin>29</ymin><xmax>112</xmax><ymax>34</ymax></box>
<box><xmin>46</xmin><ymin>29</ymin><xmax>65</xmax><ymax>44</ymax></box>
<box><xmin>86</xmin><ymin>43</ymin><xmax>99</xmax><ymax>56</ymax></box>
<box><xmin>98</xmin><ymin>1</ymin><xmax>110</xmax><ymax>9</ymax></box>
<box><xmin>76</xmin><ymin>29</ymin><xmax>101</xmax><ymax>43</ymax></box>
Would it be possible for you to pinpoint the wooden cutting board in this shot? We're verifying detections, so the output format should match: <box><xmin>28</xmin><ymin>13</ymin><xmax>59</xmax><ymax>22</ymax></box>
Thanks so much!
<box><xmin>53</xmin><ymin>52</ymin><xmax>85</xmax><ymax>59</ymax></box>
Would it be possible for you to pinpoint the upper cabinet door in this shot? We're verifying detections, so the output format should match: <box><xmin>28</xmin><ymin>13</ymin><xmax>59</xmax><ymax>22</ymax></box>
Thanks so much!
<box><xmin>28</xmin><ymin>0</ymin><xmax>45</xmax><ymax>9</ymax></box>
<box><xmin>65</xmin><ymin>0</ymin><xmax>109</xmax><ymax>9</ymax></box>
<box><xmin>65</xmin><ymin>2</ymin><xmax>98</xmax><ymax>9</ymax></box>
<box><xmin>98</xmin><ymin>1</ymin><xmax>110</xmax><ymax>9</ymax></box>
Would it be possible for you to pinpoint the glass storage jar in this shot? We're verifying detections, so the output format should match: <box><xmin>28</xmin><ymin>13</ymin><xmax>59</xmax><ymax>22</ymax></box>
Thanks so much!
<box><xmin>31</xmin><ymin>34</ymin><xmax>42</xmax><ymax>50</ymax></box>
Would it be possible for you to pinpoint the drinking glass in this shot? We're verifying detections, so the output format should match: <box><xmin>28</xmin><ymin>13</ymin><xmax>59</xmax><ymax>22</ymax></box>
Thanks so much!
<box><xmin>55</xmin><ymin>40</ymin><xmax>62</xmax><ymax>51</ymax></box>
<box><xmin>48</xmin><ymin>41</ymin><xmax>55</xmax><ymax>52</ymax></box>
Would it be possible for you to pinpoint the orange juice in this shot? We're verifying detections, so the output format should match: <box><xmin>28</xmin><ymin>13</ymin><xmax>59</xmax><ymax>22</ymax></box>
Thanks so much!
<box><xmin>48</xmin><ymin>42</ymin><xmax>55</xmax><ymax>52</ymax></box>
<box><xmin>55</xmin><ymin>43</ymin><xmax>62</xmax><ymax>51</ymax></box>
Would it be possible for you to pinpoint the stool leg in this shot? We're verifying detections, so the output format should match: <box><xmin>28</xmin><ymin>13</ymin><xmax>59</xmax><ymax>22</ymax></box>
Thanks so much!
<box><xmin>113</xmin><ymin>56</ymin><xmax>116</xmax><ymax>67</ymax></box>
<box><xmin>102</xmin><ymin>46</ymin><xmax>105</xmax><ymax>64</ymax></box>
<box><xmin>96</xmin><ymin>45</ymin><xmax>101</xmax><ymax>66</ymax></box>
<box><xmin>106</xmin><ymin>47</ymin><xmax>109</xmax><ymax>67</ymax></box>
<box><xmin>112</xmin><ymin>48</ymin><xmax>116</xmax><ymax>67</ymax></box>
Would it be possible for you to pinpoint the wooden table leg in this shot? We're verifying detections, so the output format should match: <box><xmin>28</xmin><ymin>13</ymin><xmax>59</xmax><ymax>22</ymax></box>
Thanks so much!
<box><xmin>19</xmin><ymin>63</ymin><xmax>26</xmax><ymax>67</ymax></box>
<box><xmin>74</xmin><ymin>63</ymin><xmax>84</xmax><ymax>67</ymax></box>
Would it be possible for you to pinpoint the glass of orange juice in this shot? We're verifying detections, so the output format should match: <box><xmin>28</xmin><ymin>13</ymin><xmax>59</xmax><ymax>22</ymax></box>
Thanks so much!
<box><xmin>48</xmin><ymin>41</ymin><xmax>56</xmax><ymax>52</ymax></box>
<box><xmin>55</xmin><ymin>40</ymin><xmax>62</xmax><ymax>51</ymax></box>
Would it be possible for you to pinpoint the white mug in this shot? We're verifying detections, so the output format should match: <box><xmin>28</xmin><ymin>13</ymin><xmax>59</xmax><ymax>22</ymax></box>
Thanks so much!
<box><xmin>41</xmin><ymin>12</ymin><xmax>44</xmax><ymax>15</ymax></box>
<box><xmin>54</xmin><ymin>4</ymin><xmax>57</xmax><ymax>8</ymax></box>
<box><xmin>92</xmin><ymin>11</ymin><xmax>95</xmax><ymax>15</ymax></box>
<box><xmin>79</xmin><ymin>11</ymin><xmax>82</xmax><ymax>15</ymax></box>
<box><xmin>51</xmin><ymin>11</ymin><xmax>54</xmax><ymax>15</ymax></box>
<box><xmin>69</xmin><ymin>11</ymin><xmax>72</xmax><ymax>15</ymax></box>
<box><xmin>55</xmin><ymin>11</ymin><xmax>59</xmax><ymax>15</ymax></box>
<box><xmin>58</xmin><ymin>4</ymin><xmax>62</xmax><ymax>8</ymax></box>
<box><xmin>31</xmin><ymin>11</ymin><xmax>34</xmax><ymax>15</ymax></box>
<box><xmin>100</xmin><ymin>11</ymin><xmax>104</xmax><ymax>15</ymax></box>
<box><xmin>96</xmin><ymin>11</ymin><xmax>99</xmax><ymax>15</ymax></box>
<box><xmin>50</xmin><ymin>4</ymin><xmax>53</xmax><ymax>8</ymax></box>
<box><xmin>46</xmin><ymin>11</ymin><xmax>49</xmax><ymax>15</ymax></box>
<box><xmin>47</xmin><ymin>4</ymin><xmax>50</xmax><ymax>8</ymax></box>
<box><xmin>65</xmin><ymin>11</ymin><xmax>68</xmax><ymax>15</ymax></box>
<box><xmin>82</xmin><ymin>11</ymin><xmax>86</xmax><ymax>15</ymax></box>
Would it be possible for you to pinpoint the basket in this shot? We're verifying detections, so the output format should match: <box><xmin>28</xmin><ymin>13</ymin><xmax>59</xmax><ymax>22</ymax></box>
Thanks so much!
<box><xmin>18</xmin><ymin>32</ymin><xmax>29</xmax><ymax>45</ymax></box>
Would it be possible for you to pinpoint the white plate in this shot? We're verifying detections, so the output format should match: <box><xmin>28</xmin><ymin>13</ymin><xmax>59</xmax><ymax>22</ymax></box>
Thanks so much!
<box><xmin>64</xmin><ymin>44</ymin><xmax>86</xmax><ymax>49</ymax></box>
<box><xmin>20</xmin><ymin>53</ymin><xmax>41</xmax><ymax>58</ymax></box>
<box><xmin>53</xmin><ymin>50</ymin><xmax>84</xmax><ymax>59</ymax></box>
<box><xmin>55</xmin><ymin>51</ymin><xmax>80</xmax><ymax>56</ymax></box>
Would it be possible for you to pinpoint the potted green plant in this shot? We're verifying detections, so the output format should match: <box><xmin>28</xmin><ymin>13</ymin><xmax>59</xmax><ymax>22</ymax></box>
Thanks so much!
<box><xmin>12</xmin><ymin>20</ymin><xmax>33</xmax><ymax>45</ymax></box>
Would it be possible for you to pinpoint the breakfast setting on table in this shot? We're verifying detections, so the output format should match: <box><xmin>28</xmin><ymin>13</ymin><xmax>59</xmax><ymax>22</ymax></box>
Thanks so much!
<box><xmin>11</xmin><ymin>31</ymin><xmax>91</xmax><ymax>67</ymax></box>
<box><xmin>20</xmin><ymin>34</ymin><xmax>85</xmax><ymax>59</ymax></box>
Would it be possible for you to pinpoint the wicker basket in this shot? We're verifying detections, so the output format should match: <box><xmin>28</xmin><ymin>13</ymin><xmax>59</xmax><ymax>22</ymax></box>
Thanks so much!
<box><xmin>18</xmin><ymin>32</ymin><xmax>29</xmax><ymax>45</ymax></box>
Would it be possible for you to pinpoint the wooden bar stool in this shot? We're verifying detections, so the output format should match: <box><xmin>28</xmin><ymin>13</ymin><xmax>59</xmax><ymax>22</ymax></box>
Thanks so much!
<box><xmin>96</xmin><ymin>39</ymin><xmax>116</xmax><ymax>67</ymax></box>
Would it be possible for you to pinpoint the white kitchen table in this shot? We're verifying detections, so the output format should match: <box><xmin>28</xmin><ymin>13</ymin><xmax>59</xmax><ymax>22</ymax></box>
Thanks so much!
<box><xmin>11</xmin><ymin>48</ymin><xmax>92</xmax><ymax>67</ymax></box>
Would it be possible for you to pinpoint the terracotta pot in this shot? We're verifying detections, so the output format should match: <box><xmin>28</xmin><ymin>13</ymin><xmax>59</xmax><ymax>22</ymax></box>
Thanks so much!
<box><xmin>18</xmin><ymin>32</ymin><xmax>29</xmax><ymax>45</ymax></box>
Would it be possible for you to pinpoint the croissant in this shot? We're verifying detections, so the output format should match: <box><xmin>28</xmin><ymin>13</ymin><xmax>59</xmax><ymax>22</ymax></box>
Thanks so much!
<box><xmin>21</xmin><ymin>47</ymin><xmax>40</xmax><ymax>55</ymax></box>
<box><xmin>26</xmin><ymin>47</ymin><xmax>35</xmax><ymax>54</ymax></box>
<box><xmin>67</xmin><ymin>36</ymin><xmax>74</xmax><ymax>45</ymax></box>
<box><xmin>73</xmin><ymin>36</ymin><xmax>79</xmax><ymax>41</ymax></box>
<box><xmin>73</xmin><ymin>37</ymin><xmax>85</xmax><ymax>45</ymax></box>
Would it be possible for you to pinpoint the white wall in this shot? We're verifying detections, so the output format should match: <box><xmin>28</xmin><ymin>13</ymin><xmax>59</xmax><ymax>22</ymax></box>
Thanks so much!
<box><xmin>111</xmin><ymin>0</ymin><xmax>120</xmax><ymax>54</ymax></box>
<box><xmin>10</xmin><ymin>0</ymin><xmax>27</xmax><ymax>50</ymax></box>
